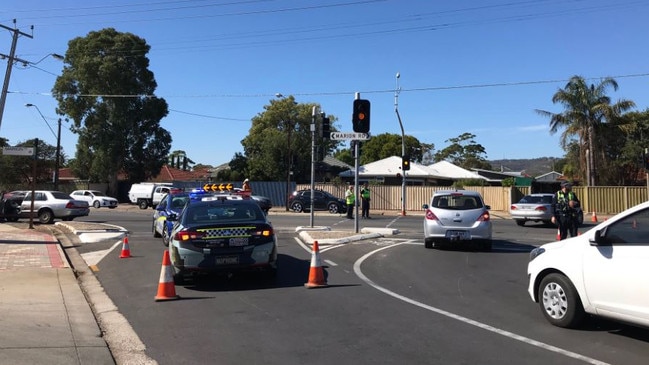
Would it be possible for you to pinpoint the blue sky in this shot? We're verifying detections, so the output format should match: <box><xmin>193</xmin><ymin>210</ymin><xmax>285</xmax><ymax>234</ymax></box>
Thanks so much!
<box><xmin>1</xmin><ymin>0</ymin><xmax>648</xmax><ymax>168</ymax></box>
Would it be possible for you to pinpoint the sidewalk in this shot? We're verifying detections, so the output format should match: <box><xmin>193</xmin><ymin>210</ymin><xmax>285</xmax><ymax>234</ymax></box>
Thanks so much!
<box><xmin>0</xmin><ymin>223</ymin><xmax>115</xmax><ymax>365</ymax></box>
<box><xmin>0</xmin><ymin>221</ymin><xmax>158</xmax><ymax>365</ymax></box>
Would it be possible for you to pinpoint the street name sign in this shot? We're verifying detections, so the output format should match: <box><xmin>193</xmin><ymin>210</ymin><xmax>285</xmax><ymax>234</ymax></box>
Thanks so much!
<box><xmin>2</xmin><ymin>146</ymin><xmax>35</xmax><ymax>156</ymax></box>
<box><xmin>330</xmin><ymin>132</ymin><xmax>370</xmax><ymax>140</ymax></box>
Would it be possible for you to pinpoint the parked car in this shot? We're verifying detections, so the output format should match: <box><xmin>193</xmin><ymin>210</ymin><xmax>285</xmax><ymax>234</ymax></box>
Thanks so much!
<box><xmin>152</xmin><ymin>191</ymin><xmax>190</xmax><ymax>246</ymax></box>
<box><xmin>17</xmin><ymin>190</ymin><xmax>90</xmax><ymax>224</ymax></box>
<box><xmin>527</xmin><ymin>201</ymin><xmax>649</xmax><ymax>329</ymax></box>
<box><xmin>511</xmin><ymin>193</ymin><xmax>583</xmax><ymax>226</ymax></box>
<box><xmin>0</xmin><ymin>191</ymin><xmax>23</xmax><ymax>221</ymax></box>
<box><xmin>288</xmin><ymin>189</ymin><xmax>347</xmax><ymax>214</ymax></box>
<box><xmin>70</xmin><ymin>189</ymin><xmax>118</xmax><ymax>209</ymax></box>
<box><xmin>422</xmin><ymin>189</ymin><xmax>492</xmax><ymax>251</ymax></box>
<box><xmin>167</xmin><ymin>195</ymin><xmax>277</xmax><ymax>284</ymax></box>
<box><xmin>232</xmin><ymin>188</ymin><xmax>272</xmax><ymax>214</ymax></box>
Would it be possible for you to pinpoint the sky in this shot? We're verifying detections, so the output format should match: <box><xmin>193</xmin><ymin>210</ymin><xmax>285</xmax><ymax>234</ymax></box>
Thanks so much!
<box><xmin>1</xmin><ymin>0</ymin><xmax>648</xmax><ymax>168</ymax></box>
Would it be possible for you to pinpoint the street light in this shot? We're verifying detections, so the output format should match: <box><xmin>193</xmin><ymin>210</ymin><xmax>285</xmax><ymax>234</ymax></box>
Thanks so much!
<box><xmin>25</xmin><ymin>103</ymin><xmax>61</xmax><ymax>190</ymax></box>
<box><xmin>0</xmin><ymin>51</ymin><xmax>63</xmax><ymax>132</ymax></box>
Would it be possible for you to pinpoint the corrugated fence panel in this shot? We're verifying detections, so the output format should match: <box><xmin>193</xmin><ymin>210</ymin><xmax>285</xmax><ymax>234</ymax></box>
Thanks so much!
<box><xmin>136</xmin><ymin>181</ymin><xmax>649</xmax><ymax>215</ymax></box>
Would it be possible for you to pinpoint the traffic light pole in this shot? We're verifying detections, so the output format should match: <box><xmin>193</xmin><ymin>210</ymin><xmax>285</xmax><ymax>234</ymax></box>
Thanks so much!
<box><xmin>395</xmin><ymin>73</ymin><xmax>406</xmax><ymax>216</ymax></box>
<box><xmin>309</xmin><ymin>106</ymin><xmax>316</xmax><ymax>227</ymax></box>
<box><xmin>354</xmin><ymin>93</ymin><xmax>361</xmax><ymax>233</ymax></box>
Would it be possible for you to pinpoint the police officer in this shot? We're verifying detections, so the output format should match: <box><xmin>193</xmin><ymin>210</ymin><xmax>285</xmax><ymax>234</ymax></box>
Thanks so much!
<box><xmin>360</xmin><ymin>182</ymin><xmax>371</xmax><ymax>218</ymax></box>
<box><xmin>551</xmin><ymin>181</ymin><xmax>580</xmax><ymax>240</ymax></box>
<box><xmin>345</xmin><ymin>185</ymin><xmax>355</xmax><ymax>219</ymax></box>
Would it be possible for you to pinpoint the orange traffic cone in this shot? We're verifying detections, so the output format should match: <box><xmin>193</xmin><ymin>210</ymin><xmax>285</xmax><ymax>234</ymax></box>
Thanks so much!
<box><xmin>304</xmin><ymin>241</ymin><xmax>328</xmax><ymax>289</ymax></box>
<box><xmin>591</xmin><ymin>211</ymin><xmax>598</xmax><ymax>223</ymax></box>
<box><xmin>155</xmin><ymin>250</ymin><xmax>179</xmax><ymax>301</ymax></box>
<box><xmin>119</xmin><ymin>236</ymin><xmax>131</xmax><ymax>258</ymax></box>
<box><xmin>556</xmin><ymin>228</ymin><xmax>561</xmax><ymax>241</ymax></box>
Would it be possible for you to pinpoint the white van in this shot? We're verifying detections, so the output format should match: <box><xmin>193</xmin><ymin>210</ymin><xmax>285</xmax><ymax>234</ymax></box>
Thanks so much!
<box><xmin>128</xmin><ymin>183</ymin><xmax>176</xmax><ymax>209</ymax></box>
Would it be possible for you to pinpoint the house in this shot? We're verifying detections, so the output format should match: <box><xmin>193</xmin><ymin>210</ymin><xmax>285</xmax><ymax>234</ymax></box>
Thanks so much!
<box><xmin>339</xmin><ymin>156</ymin><xmax>486</xmax><ymax>185</ymax></box>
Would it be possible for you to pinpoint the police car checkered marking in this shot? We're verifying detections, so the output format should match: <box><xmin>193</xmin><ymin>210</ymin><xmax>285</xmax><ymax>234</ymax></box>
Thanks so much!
<box><xmin>197</xmin><ymin>226</ymin><xmax>255</xmax><ymax>238</ymax></box>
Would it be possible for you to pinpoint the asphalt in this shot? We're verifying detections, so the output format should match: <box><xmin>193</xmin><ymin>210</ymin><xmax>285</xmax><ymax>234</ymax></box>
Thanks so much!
<box><xmin>1</xmin><ymin>207</ymin><xmax>601</xmax><ymax>365</ymax></box>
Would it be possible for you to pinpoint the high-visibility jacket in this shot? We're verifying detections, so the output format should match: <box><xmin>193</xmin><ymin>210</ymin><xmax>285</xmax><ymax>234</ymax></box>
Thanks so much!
<box><xmin>361</xmin><ymin>188</ymin><xmax>370</xmax><ymax>199</ymax></box>
<box><xmin>555</xmin><ymin>190</ymin><xmax>579</xmax><ymax>216</ymax></box>
<box><xmin>345</xmin><ymin>189</ymin><xmax>355</xmax><ymax>204</ymax></box>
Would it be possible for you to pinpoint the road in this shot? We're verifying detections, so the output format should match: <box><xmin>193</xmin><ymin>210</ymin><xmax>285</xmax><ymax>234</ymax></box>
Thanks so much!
<box><xmin>72</xmin><ymin>208</ymin><xmax>648</xmax><ymax>365</ymax></box>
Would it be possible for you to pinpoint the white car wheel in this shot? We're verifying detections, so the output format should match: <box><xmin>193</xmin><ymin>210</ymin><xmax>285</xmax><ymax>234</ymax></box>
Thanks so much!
<box><xmin>538</xmin><ymin>273</ymin><xmax>585</xmax><ymax>328</ymax></box>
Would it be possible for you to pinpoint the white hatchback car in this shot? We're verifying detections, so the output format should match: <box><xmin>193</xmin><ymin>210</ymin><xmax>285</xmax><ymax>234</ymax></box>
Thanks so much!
<box><xmin>70</xmin><ymin>190</ymin><xmax>119</xmax><ymax>209</ymax></box>
<box><xmin>527</xmin><ymin>201</ymin><xmax>649</xmax><ymax>329</ymax></box>
<box><xmin>422</xmin><ymin>189</ymin><xmax>492</xmax><ymax>251</ymax></box>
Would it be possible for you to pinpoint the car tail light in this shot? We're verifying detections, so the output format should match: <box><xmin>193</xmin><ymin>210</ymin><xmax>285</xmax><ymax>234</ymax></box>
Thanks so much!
<box><xmin>510</xmin><ymin>205</ymin><xmax>518</xmax><ymax>210</ymax></box>
<box><xmin>425</xmin><ymin>209</ymin><xmax>439</xmax><ymax>221</ymax></box>
<box><xmin>174</xmin><ymin>230</ymin><xmax>205</xmax><ymax>241</ymax></box>
<box><xmin>535</xmin><ymin>206</ymin><xmax>547</xmax><ymax>212</ymax></box>
<box><xmin>477</xmin><ymin>211</ymin><xmax>491</xmax><ymax>222</ymax></box>
<box><xmin>65</xmin><ymin>202</ymin><xmax>80</xmax><ymax>209</ymax></box>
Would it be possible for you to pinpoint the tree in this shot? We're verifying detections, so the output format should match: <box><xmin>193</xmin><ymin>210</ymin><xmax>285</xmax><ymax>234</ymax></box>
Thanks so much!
<box><xmin>0</xmin><ymin>139</ymin><xmax>57</xmax><ymax>186</ymax></box>
<box><xmin>52</xmin><ymin>28</ymin><xmax>172</xmax><ymax>195</ymax></box>
<box><xmin>168</xmin><ymin>150</ymin><xmax>194</xmax><ymax>170</ymax></box>
<box><xmin>433</xmin><ymin>133</ymin><xmax>491</xmax><ymax>170</ymax></box>
<box><xmin>536</xmin><ymin>76</ymin><xmax>635</xmax><ymax>186</ymax></box>
<box><xmin>241</xmin><ymin>96</ymin><xmax>339</xmax><ymax>183</ymax></box>
<box><xmin>354</xmin><ymin>133</ymin><xmax>430</xmax><ymax>165</ymax></box>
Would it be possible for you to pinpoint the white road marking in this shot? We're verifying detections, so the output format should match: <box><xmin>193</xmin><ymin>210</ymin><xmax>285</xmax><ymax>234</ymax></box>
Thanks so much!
<box><xmin>324</xmin><ymin>259</ymin><xmax>337</xmax><ymax>267</ymax></box>
<box><xmin>81</xmin><ymin>239</ymin><xmax>123</xmax><ymax>267</ymax></box>
<box><xmin>353</xmin><ymin>243</ymin><xmax>611</xmax><ymax>365</ymax></box>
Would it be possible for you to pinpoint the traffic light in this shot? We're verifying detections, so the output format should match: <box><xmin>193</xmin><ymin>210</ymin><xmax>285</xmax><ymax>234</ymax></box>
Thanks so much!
<box><xmin>352</xmin><ymin>99</ymin><xmax>370</xmax><ymax>133</ymax></box>
<box><xmin>402</xmin><ymin>156</ymin><xmax>410</xmax><ymax>171</ymax></box>
<box><xmin>321</xmin><ymin>116</ymin><xmax>330</xmax><ymax>140</ymax></box>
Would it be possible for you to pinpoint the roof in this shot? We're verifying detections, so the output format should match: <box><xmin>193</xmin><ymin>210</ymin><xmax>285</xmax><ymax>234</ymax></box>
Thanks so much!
<box><xmin>340</xmin><ymin>156</ymin><xmax>444</xmax><ymax>178</ymax></box>
<box><xmin>339</xmin><ymin>156</ymin><xmax>486</xmax><ymax>180</ymax></box>
<box><xmin>150</xmin><ymin>165</ymin><xmax>213</xmax><ymax>182</ymax></box>
<box><xmin>425</xmin><ymin>161</ymin><xmax>485</xmax><ymax>180</ymax></box>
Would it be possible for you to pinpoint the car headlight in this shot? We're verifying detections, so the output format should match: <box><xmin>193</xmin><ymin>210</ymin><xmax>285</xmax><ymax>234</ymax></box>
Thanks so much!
<box><xmin>529</xmin><ymin>247</ymin><xmax>545</xmax><ymax>262</ymax></box>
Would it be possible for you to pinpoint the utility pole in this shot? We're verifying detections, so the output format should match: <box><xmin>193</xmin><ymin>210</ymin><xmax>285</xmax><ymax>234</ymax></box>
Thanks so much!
<box><xmin>55</xmin><ymin>118</ymin><xmax>61</xmax><ymax>190</ymax></box>
<box><xmin>0</xmin><ymin>20</ymin><xmax>33</xmax><ymax>132</ymax></box>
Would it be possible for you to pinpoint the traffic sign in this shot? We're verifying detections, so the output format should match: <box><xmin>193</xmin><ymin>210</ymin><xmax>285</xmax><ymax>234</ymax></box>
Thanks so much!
<box><xmin>203</xmin><ymin>183</ymin><xmax>234</xmax><ymax>192</ymax></box>
<box><xmin>330</xmin><ymin>132</ymin><xmax>370</xmax><ymax>140</ymax></box>
<box><xmin>2</xmin><ymin>146</ymin><xmax>35</xmax><ymax>156</ymax></box>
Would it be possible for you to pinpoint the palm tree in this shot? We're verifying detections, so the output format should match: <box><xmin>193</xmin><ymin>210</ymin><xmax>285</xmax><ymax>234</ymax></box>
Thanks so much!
<box><xmin>536</xmin><ymin>76</ymin><xmax>635</xmax><ymax>186</ymax></box>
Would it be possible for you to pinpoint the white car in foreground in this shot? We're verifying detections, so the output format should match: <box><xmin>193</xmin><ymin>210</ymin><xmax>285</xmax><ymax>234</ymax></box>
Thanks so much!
<box><xmin>527</xmin><ymin>201</ymin><xmax>649</xmax><ymax>329</ymax></box>
<box><xmin>70</xmin><ymin>190</ymin><xmax>119</xmax><ymax>209</ymax></box>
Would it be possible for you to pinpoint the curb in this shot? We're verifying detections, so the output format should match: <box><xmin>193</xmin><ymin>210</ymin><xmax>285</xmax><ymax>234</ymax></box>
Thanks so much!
<box><xmin>295</xmin><ymin>226</ymin><xmax>399</xmax><ymax>245</ymax></box>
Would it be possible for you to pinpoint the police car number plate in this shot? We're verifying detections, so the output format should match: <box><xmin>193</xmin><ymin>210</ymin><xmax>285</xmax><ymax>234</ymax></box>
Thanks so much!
<box><xmin>445</xmin><ymin>230</ymin><xmax>470</xmax><ymax>240</ymax></box>
<box><xmin>229</xmin><ymin>237</ymin><xmax>249</xmax><ymax>247</ymax></box>
<box><xmin>215</xmin><ymin>256</ymin><xmax>239</xmax><ymax>265</ymax></box>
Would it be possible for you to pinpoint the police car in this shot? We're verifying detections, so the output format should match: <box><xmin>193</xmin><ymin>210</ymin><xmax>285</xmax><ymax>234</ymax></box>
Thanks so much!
<box><xmin>153</xmin><ymin>187</ymin><xmax>237</xmax><ymax>245</ymax></box>
<box><xmin>166</xmin><ymin>193</ymin><xmax>277</xmax><ymax>284</ymax></box>
<box><xmin>152</xmin><ymin>191</ymin><xmax>191</xmax><ymax>246</ymax></box>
